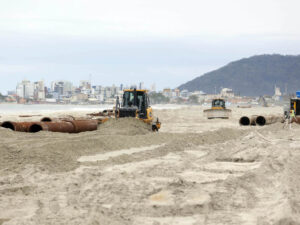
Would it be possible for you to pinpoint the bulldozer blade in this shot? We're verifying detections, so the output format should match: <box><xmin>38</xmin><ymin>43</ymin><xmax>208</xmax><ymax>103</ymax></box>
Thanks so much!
<box><xmin>204</xmin><ymin>109</ymin><xmax>232</xmax><ymax>119</ymax></box>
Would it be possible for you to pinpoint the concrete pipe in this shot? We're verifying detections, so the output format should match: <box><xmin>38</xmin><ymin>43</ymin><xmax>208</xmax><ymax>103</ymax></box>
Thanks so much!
<box><xmin>239</xmin><ymin>116</ymin><xmax>250</xmax><ymax>126</ymax></box>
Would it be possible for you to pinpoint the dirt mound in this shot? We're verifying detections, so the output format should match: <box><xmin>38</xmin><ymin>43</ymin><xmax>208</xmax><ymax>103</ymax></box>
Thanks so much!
<box><xmin>0</xmin><ymin>127</ymin><xmax>15</xmax><ymax>138</ymax></box>
<box><xmin>97</xmin><ymin>118</ymin><xmax>152</xmax><ymax>135</ymax></box>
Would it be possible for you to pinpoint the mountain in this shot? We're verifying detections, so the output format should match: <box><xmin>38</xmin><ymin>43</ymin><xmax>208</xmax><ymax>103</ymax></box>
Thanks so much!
<box><xmin>178</xmin><ymin>54</ymin><xmax>300</xmax><ymax>96</ymax></box>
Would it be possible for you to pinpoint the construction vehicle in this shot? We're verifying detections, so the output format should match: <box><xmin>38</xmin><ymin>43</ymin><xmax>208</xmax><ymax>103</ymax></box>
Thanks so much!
<box><xmin>203</xmin><ymin>98</ymin><xmax>231</xmax><ymax>119</ymax></box>
<box><xmin>113</xmin><ymin>88</ymin><xmax>161</xmax><ymax>131</ymax></box>
<box><xmin>290</xmin><ymin>98</ymin><xmax>300</xmax><ymax>115</ymax></box>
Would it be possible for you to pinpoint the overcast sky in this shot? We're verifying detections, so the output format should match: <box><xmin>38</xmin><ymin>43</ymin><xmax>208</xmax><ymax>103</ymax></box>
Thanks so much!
<box><xmin>0</xmin><ymin>0</ymin><xmax>300</xmax><ymax>93</ymax></box>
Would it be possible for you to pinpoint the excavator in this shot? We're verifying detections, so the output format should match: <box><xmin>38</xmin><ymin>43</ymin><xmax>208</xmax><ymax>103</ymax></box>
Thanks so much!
<box><xmin>96</xmin><ymin>89</ymin><xmax>161</xmax><ymax>131</ymax></box>
<box><xmin>203</xmin><ymin>98</ymin><xmax>231</xmax><ymax>119</ymax></box>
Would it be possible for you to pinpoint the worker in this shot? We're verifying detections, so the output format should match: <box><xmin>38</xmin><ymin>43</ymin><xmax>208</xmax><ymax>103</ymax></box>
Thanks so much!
<box><xmin>290</xmin><ymin>109</ymin><xmax>296</xmax><ymax>129</ymax></box>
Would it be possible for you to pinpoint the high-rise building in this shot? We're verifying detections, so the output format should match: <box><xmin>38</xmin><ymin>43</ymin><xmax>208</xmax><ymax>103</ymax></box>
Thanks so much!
<box><xmin>34</xmin><ymin>81</ymin><xmax>45</xmax><ymax>100</ymax></box>
<box><xmin>16</xmin><ymin>80</ymin><xmax>34</xmax><ymax>99</ymax></box>
<box><xmin>51</xmin><ymin>81</ymin><xmax>73</xmax><ymax>96</ymax></box>
<box><xmin>139</xmin><ymin>82</ymin><xmax>144</xmax><ymax>90</ymax></box>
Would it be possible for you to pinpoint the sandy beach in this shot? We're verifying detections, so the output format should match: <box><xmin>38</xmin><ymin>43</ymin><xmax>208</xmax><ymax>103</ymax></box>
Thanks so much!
<box><xmin>0</xmin><ymin>105</ymin><xmax>299</xmax><ymax>225</ymax></box>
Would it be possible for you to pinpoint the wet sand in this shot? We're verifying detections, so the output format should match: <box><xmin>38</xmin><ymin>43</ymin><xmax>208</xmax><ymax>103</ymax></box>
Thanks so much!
<box><xmin>1</xmin><ymin>105</ymin><xmax>300</xmax><ymax>225</ymax></box>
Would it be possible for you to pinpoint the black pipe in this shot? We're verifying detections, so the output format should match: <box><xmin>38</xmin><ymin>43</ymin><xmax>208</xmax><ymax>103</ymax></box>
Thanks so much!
<box><xmin>256</xmin><ymin>116</ymin><xmax>266</xmax><ymax>126</ymax></box>
<box><xmin>239</xmin><ymin>116</ymin><xmax>250</xmax><ymax>126</ymax></box>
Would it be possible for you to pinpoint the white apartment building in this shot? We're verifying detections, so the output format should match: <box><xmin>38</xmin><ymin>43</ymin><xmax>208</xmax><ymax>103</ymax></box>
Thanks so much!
<box><xmin>16</xmin><ymin>80</ymin><xmax>34</xmax><ymax>99</ymax></box>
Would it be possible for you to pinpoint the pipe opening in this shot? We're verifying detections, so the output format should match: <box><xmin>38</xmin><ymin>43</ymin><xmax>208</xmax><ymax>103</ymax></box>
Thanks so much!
<box><xmin>1</xmin><ymin>122</ymin><xmax>15</xmax><ymax>130</ymax></box>
<box><xmin>256</xmin><ymin>116</ymin><xmax>266</xmax><ymax>126</ymax></box>
<box><xmin>29</xmin><ymin>124</ymin><xmax>43</xmax><ymax>133</ymax></box>
<box><xmin>239</xmin><ymin>116</ymin><xmax>250</xmax><ymax>126</ymax></box>
<box><xmin>41</xmin><ymin>117</ymin><xmax>52</xmax><ymax>122</ymax></box>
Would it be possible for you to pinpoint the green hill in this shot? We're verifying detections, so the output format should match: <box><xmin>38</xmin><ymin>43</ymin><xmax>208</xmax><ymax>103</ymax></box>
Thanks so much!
<box><xmin>178</xmin><ymin>54</ymin><xmax>300</xmax><ymax>96</ymax></box>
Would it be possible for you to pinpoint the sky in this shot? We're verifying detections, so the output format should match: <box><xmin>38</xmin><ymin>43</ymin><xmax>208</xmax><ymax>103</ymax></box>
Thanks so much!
<box><xmin>0</xmin><ymin>0</ymin><xmax>300</xmax><ymax>93</ymax></box>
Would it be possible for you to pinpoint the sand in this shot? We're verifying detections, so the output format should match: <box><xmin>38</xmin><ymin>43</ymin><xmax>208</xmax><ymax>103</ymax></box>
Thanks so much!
<box><xmin>1</xmin><ymin>105</ymin><xmax>300</xmax><ymax>225</ymax></box>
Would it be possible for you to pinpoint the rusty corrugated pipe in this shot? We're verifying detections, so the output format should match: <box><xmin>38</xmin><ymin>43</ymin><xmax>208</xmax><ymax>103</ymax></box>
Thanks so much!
<box><xmin>29</xmin><ymin>121</ymin><xmax>75</xmax><ymax>133</ymax></box>
<box><xmin>239</xmin><ymin>116</ymin><xmax>250</xmax><ymax>126</ymax></box>
<box><xmin>1</xmin><ymin>121</ymin><xmax>37</xmax><ymax>132</ymax></box>
<box><xmin>40</xmin><ymin>117</ymin><xmax>53</xmax><ymax>122</ymax></box>
<box><xmin>28</xmin><ymin>120</ymin><xmax>98</xmax><ymax>133</ymax></box>
<box><xmin>256</xmin><ymin>115</ymin><xmax>284</xmax><ymax>126</ymax></box>
<box><xmin>67</xmin><ymin>120</ymin><xmax>98</xmax><ymax>133</ymax></box>
<box><xmin>41</xmin><ymin>117</ymin><xmax>70</xmax><ymax>122</ymax></box>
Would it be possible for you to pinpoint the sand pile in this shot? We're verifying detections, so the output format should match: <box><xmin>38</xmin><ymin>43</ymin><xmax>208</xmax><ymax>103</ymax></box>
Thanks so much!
<box><xmin>97</xmin><ymin>117</ymin><xmax>153</xmax><ymax>135</ymax></box>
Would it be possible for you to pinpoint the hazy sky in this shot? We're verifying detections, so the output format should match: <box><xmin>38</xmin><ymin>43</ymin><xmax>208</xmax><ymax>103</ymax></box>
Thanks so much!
<box><xmin>0</xmin><ymin>0</ymin><xmax>300</xmax><ymax>93</ymax></box>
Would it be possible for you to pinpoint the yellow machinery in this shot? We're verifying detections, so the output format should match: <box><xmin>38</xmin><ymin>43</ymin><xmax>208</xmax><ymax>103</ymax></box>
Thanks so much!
<box><xmin>114</xmin><ymin>88</ymin><xmax>161</xmax><ymax>131</ymax></box>
<box><xmin>203</xmin><ymin>98</ymin><xmax>232</xmax><ymax>119</ymax></box>
<box><xmin>290</xmin><ymin>98</ymin><xmax>300</xmax><ymax>116</ymax></box>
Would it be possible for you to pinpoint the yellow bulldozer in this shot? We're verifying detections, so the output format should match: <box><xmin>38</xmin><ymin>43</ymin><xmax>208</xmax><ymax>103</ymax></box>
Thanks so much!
<box><xmin>96</xmin><ymin>88</ymin><xmax>161</xmax><ymax>131</ymax></box>
<box><xmin>203</xmin><ymin>98</ymin><xmax>232</xmax><ymax>119</ymax></box>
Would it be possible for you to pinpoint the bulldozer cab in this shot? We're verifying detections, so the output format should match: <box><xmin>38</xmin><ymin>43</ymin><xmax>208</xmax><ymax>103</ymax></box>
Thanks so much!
<box><xmin>121</xmin><ymin>89</ymin><xmax>149</xmax><ymax>119</ymax></box>
<box><xmin>212</xmin><ymin>99</ymin><xmax>226</xmax><ymax>109</ymax></box>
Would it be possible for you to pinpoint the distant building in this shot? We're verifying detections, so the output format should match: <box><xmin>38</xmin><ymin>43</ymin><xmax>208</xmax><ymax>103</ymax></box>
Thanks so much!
<box><xmin>34</xmin><ymin>81</ymin><xmax>45</xmax><ymax>100</ymax></box>
<box><xmin>273</xmin><ymin>85</ymin><xmax>282</xmax><ymax>101</ymax></box>
<box><xmin>80</xmin><ymin>80</ymin><xmax>91</xmax><ymax>90</ymax></box>
<box><xmin>162</xmin><ymin>88</ymin><xmax>172</xmax><ymax>98</ymax></box>
<box><xmin>51</xmin><ymin>81</ymin><xmax>73</xmax><ymax>96</ymax></box>
<box><xmin>16</xmin><ymin>80</ymin><xmax>34</xmax><ymax>99</ymax></box>
<box><xmin>220</xmin><ymin>88</ymin><xmax>234</xmax><ymax>98</ymax></box>
<box><xmin>150</xmin><ymin>83</ymin><xmax>156</xmax><ymax>92</ymax></box>
<box><xmin>180</xmin><ymin>90</ymin><xmax>190</xmax><ymax>98</ymax></box>
<box><xmin>139</xmin><ymin>82</ymin><xmax>144</xmax><ymax>90</ymax></box>
<box><xmin>274</xmin><ymin>85</ymin><xmax>282</xmax><ymax>96</ymax></box>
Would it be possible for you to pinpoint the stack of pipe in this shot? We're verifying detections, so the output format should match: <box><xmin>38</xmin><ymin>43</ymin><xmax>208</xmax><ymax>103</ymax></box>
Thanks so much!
<box><xmin>239</xmin><ymin>115</ymin><xmax>284</xmax><ymax>126</ymax></box>
<box><xmin>1</xmin><ymin>119</ymin><xmax>98</xmax><ymax>133</ymax></box>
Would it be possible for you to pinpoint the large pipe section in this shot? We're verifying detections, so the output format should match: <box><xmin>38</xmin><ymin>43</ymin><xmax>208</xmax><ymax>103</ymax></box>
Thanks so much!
<box><xmin>240</xmin><ymin>115</ymin><xmax>284</xmax><ymax>126</ymax></box>
<box><xmin>256</xmin><ymin>115</ymin><xmax>284</xmax><ymax>126</ymax></box>
<box><xmin>29</xmin><ymin>122</ymin><xmax>75</xmax><ymax>133</ymax></box>
<box><xmin>239</xmin><ymin>116</ymin><xmax>250</xmax><ymax>126</ymax></box>
<box><xmin>1</xmin><ymin>120</ymin><xmax>98</xmax><ymax>133</ymax></box>
<box><xmin>1</xmin><ymin>121</ymin><xmax>37</xmax><ymax>132</ymax></box>
<box><xmin>29</xmin><ymin>120</ymin><xmax>98</xmax><ymax>133</ymax></box>
<box><xmin>68</xmin><ymin>120</ymin><xmax>98</xmax><ymax>133</ymax></box>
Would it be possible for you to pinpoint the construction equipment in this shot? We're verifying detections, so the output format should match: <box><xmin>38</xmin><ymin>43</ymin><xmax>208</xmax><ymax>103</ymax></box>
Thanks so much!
<box><xmin>289</xmin><ymin>98</ymin><xmax>300</xmax><ymax>123</ymax></box>
<box><xmin>290</xmin><ymin>98</ymin><xmax>300</xmax><ymax>116</ymax></box>
<box><xmin>203</xmin><ymin>99</ymin><xmax>231</xmax><ymax>119</ymax></box>
<box><xmin>114</xmin><ymin>88</ymin><xmax>161</xmax><ymax>131</ymax></box>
